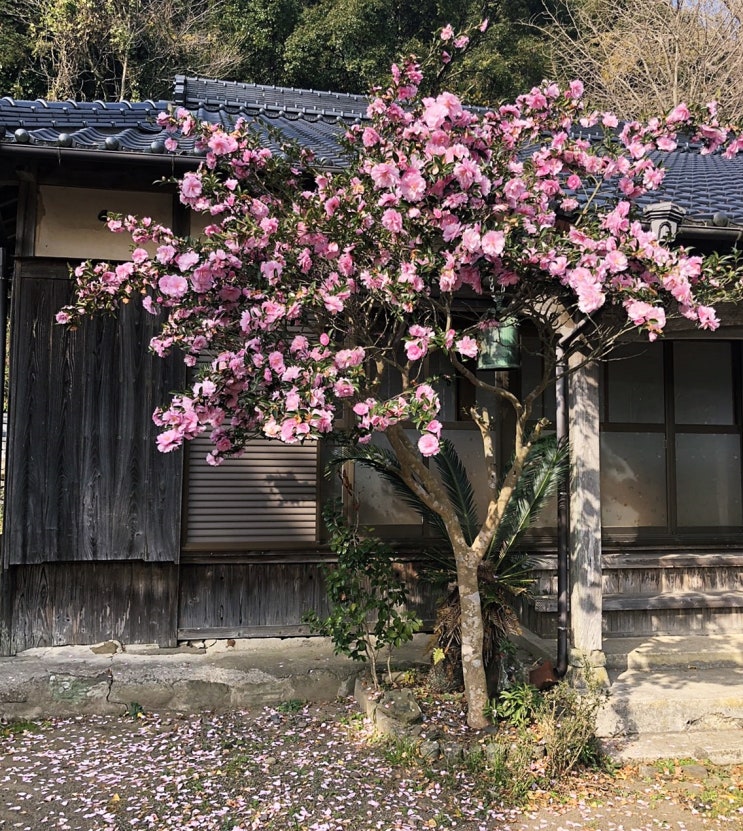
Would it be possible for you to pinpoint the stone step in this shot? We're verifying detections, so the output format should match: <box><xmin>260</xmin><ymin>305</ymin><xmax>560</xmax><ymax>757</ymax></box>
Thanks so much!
<box><xmin>596</xmin><ymin>665</ymin><xmax>743</xmax><ymax>738</ymax></box>
<box><xmin>516</xmin><ymin>633</ymin><xmax>743</xmax><ymax>672</ymax></box>
<box><xmin>600</xmin><ymin>728</ymin><xmax>743</xmax><ymax>765</ymax></box>
<box><xmin>622</xmin><ymin>634</ymin><xmax>743</xmax><ymax>671</ymax></box>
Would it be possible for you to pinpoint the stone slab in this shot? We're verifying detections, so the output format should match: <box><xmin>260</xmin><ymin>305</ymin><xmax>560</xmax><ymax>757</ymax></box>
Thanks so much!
<box><xmin>596</xmin><ymin>666</ymin><xmax>743</xmax><ymax>737</ymax></box>
<box><xmin>601</xmin><ymin>729</ymin><xmax>743</xmax><ymax>765</ymax></box>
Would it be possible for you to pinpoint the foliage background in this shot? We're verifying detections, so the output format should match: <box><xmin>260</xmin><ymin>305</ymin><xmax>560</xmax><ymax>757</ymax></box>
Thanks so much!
<box><xmin>0</xmin><ymin>0</ymin><xmax>555</xmax><ymax>101</ymax></box>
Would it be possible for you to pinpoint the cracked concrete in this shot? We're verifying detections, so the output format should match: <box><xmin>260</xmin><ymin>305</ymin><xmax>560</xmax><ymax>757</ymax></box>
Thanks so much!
<box><xmin>0</xmin><ymin>635</ymin><xmax>429</xmax><ymax>719</ymax></box>
<box><xmin>4</xmin><ymin>632</ymin><xmax>743</xmax><ymax>764</ymax></box>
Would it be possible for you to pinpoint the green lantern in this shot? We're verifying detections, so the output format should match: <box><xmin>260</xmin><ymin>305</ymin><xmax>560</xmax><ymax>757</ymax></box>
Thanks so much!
<box><xmin>477</xmin><ymin>318</ymin><xmax>520</xmax><ymax>370</ymax></box>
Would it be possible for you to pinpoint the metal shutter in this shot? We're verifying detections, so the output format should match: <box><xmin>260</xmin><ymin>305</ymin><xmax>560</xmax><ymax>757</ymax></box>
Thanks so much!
<box><xmin>185</xmin><ymin>436</ymin><xmax>319</xmax><ymax>547</ymax></box>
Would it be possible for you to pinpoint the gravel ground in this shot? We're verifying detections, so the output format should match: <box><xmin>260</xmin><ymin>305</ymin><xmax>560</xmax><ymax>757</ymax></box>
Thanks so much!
<box><xmin>0</xmin><ymin>699</ymin><xmax>741</xmax><ymax>831</ymax></box>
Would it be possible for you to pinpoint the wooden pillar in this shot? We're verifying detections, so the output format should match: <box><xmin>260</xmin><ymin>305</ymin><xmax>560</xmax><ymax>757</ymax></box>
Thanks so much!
<box><xmin>568</xmin><ymin>354</ymin><xmax>604</xmax><ymax>663</ymax></box>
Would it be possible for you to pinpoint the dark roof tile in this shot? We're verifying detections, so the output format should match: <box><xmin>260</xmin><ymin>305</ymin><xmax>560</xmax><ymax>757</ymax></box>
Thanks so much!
<box><xmin>2</xmin><ymin>76</ymin><xmax>743</xmax><ymax>222</ymax></box>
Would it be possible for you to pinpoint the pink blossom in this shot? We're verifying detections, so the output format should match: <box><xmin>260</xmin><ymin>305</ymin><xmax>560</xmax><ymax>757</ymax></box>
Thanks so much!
<box><xmin>460</xmin><ymin>228</ymin><xmax>481</xmax><ymax>252</ymax></box>
<box><xmin>322</xmin><ymin>292</ymin><xmax>345</xmax><ymax>313</ymax></box>
<box><xmin>370</xmin><ymin>163</ymin><xmax>400</xmax><ymax>189</ymax></box>
<box><xmin>324</xmin><ymin>196</ymin><xmax>340</xmax><ymax>216</ymax></box>
<box><xmin>181</xmin><ymin>173</ymin><xmax>202</xmax><ymax>199</ymax></box>
<box><xmin>191</xmin><ymin>265</ymin><xmax>214</xmax><ymax>293</ymax></box>
<box><xmin>399</xmin><ymin>169</ymin><xmax>426</xmax><ymax>201</ymax></box>
<box><xmin>268</xmin><ymin>351</ymin><xmax>286</xmax><ymax>375</ymax></box>
<box><xmin>455</xmin><ymin>336</ymin><xmax>479</xmax><ymax>358</ymax></box>
<box><xmin>415</xmin><ymin>383</ymin><xmax>437</xmax><ymax>401</ymax></box>
<box><xmin>208</xmin><ymin>132</ymin><xmax>238</xmax><ymax>155</ymax></box>
<box><xmin>418</xmin><ymin>433</ymin><xmax>440</xmax><ymax>457</ymax></box>
<box><xmin>422</xmin><ymin>92</ymin><xmax>463</xmax><ymax>129</ymax></box>
<box><xmin>333</xmin><ymin>378</ymin><xmax>355</xmax><ymax>397</ymax></box>
<box><xmin>334</xmin><ymin>347</ymin><xmax>365</xmax><ymax>369</ymax></box>
<box><xmin>158</xmin><ymin>274</ymin><xmax>188</xmax><ymax>298</ymax></box>
<box><xmin>290</xmin><ymin>335</ymin><xmax>308</xmax><ymax>354</ymax></box>
<box><xmin>405</xmin><ymin>341</ymin><xmax>427</xmax><ymax>361</ymax></box>
<box><xmin>156</xmin><ymin>245</ymin><xmax>177</xmax><ymax>264</ymax></box>
<box><xmin>481</xmin><ymin>230</ymin><xmax>505</xmax><ymax>257</ymax></box>
<box><xmin>567</xmin><ymin>80</ymin><xmax>584</xmax><ymax>99</ymax></box>
<box><xmin>426</xmin><ymin>419</ymin><xmax>442</xmax><ymax>437</ymax></box>
<box><xmin>176</xmin><ymin>251</ymin><xmax>200</xmax><ymax>272</ymax></box>
<box><xmin>666</xmin><ymin>103</ymin><xmax>691</xmax><ymax>125</ymax></box>
<box><xmin>382</xmin><ymin>209</ymin><xmax>403</xmax><ymax>233</ymax></box>
<box><xmin>604</xmin><ymin>250</ymin><xmax>628</xmax><ymax>273</ymax></box>
<box><xmin>157</xmin><ymin>429</ymin><xmax>182</xmax><ymax>452</ymax></box>
<box><xmin>697</xmin><ymin>305</ymin><xmax>719</xmax><ymax>330</ymax></box>
<box><xmin>602</xmin><ymin>201</ymin><xmax>631</xmax><ymax>235</ymax></box>
<box><xmin>626</xmin><ymin>300</ymin><xmax>666</xmax><ymax>334</ymax></box>
<box><xmin>280</xmin><ymin>418</ymin><xmax>299</xmax><ymax>443</ymax></box>
<box><xmin>261</xmin><ymin>260</ymin><xmax>283</xmax><ymax>283</ymax></box>
<box><xmin>602</xmin><ymin>112</ymin><xmax>619</xmax><ymax>128</ymax></box>
<box><xmin>115</xmin><ymin>262</ymin><xmax>134</xmax><ymax>281</ymax></box>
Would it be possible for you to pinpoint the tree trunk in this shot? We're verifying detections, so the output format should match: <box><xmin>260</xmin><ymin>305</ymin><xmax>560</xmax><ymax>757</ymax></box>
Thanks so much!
<box><xmin>455</xmin><ymin>545</ymin><xmax>489</xmax><ymax>729</ymax></box>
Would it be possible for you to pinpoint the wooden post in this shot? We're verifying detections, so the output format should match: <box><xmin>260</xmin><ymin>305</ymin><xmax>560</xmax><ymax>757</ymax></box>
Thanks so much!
<box><xmin>568</xmin><ymin>354</ymin><xmax>606</xmax><ymax>676</ymax></box>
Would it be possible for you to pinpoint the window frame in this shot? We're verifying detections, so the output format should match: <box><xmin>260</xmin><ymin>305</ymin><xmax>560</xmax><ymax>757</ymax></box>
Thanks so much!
<box><xmin>600</xmin><ymin>339</ymin><xmax>743</xmax><ymax>544</ymax></box>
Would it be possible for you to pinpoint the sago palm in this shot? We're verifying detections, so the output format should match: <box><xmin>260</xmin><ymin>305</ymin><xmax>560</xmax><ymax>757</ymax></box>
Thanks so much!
<box><xmin>334</xmin><ymin>433</ymin><xmax>568</xmax><ymax>692</ymax></box>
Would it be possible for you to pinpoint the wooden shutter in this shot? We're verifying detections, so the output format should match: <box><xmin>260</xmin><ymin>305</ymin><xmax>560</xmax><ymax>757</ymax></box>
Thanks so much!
<box><xmin>185</xmin><ymin>436</ymin><xmax>319</xmax><ymax>547</ymax></box>
<box><xmin>5</xmin><ymin>260</ymin><xmax>185</xmax><ymax>564</ymax></box>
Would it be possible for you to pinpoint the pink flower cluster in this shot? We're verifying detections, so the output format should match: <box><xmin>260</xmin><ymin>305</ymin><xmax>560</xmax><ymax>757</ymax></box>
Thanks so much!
<box><xmin>58</xmin><ymin>41</ymin><xmax>743</xmax><ymax>462</ymax></box>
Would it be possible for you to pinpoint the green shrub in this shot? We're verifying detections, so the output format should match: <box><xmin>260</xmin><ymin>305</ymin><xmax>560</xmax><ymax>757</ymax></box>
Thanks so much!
<box><xmin>536</xmin><ymin>680</ymin><xmax>607</xmax><ymax>778</ymax></box>
<box><xmin>486</xmin><ymin>681</ymin><xmax>541</xmax><ymax>728</ymax></box>
<box><xmin>303</xmin><ymin>504</ymin><xmax>422</xmax><ymax>688</ymax></box>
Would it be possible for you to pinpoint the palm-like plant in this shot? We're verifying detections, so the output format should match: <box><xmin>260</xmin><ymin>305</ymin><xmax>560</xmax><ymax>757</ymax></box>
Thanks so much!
<box><xmin>333</xmin><ymin>433</ymin><xmax>568</xmax><ymax>693</ymax></box>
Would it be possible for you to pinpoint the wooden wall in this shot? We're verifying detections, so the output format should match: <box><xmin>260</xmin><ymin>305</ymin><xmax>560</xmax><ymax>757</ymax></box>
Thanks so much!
<box><xmin>4</xmin><ymin>258</ymin><xmax>185</xmax><ymax>566</ymax></box>
<box><xmin>8</xmin><ymin>562</ymin><xmax>178</xmax><ymax>651</ymax></box>
<box><xmin>517</xmin><ymin>550</ymin><xmax>743</xmax><ymax>638</ymax></box>
<box><xmin>177</xmin><ymin>560</ymin><xmax>442</xmax><ymax>641</ymax></box>
<box><xmin>2</xmin><ymin>257</ymin><xmax>185</xmax><ymax>653</ymax></box>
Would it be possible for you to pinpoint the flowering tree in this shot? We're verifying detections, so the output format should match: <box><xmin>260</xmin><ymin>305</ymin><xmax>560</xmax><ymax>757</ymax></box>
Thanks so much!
<box><xmin>59</xmin><ymin>27</ymin><xmax>743</xmax><ymax>728</ymax></box>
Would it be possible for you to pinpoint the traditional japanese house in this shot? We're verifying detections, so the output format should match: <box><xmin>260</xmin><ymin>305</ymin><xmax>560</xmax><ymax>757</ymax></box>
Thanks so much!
<box><xmin>0</xmin><ymin>78</ymin><xmax>741</xmax><ymax>669</ymax></box>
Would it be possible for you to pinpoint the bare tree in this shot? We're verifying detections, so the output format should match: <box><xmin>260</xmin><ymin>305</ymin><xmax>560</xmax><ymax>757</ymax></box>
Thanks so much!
<box><xmin>8</xmin><ymin>0</ymin><xmax>246</xmax><ymax>101</ymax></box>
<box><xmin>541</xmin><ymin>0</ymin><xmax>743</xmax><ymax>121</ymax></box>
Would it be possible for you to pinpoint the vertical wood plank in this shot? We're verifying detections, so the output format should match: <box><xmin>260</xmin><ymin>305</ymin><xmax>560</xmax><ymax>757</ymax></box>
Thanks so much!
<box><xmin>10</xmin><ymin>562</ymin><xmax>178</xmax><ymax>650</ymax></box>
<box><xmin>177</xmin><ymin>560</ymin><xmax>440</xmax><ymax>635</ymax></box>
<box><xmin>5</xmin><ymin>259</ymin><xmax>186</xmax><ymax>565</ymax></box>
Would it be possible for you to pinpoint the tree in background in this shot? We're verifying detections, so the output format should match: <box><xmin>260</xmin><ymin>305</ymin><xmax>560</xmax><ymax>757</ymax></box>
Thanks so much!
<box><xmin>542</xmin><ymin>0</ymin><xmax>743</xmax><ymax>121</ymax></box>
<box><xmin>278</xmin><ymin>0</ymin><xmax>555</xmax><ymax>102</ymax></box>
<box><xmin>4</xmin><ymin>0</ymin><xmax>246</xmax><ymax>100</ymax></box>
<box><xmin>0</xmin><ymin>11</ymin><xmax>45</xmax><ymax>99</ymax></box>
<box><xmin>0</xmin><ymin>0</ymin><xmax>557</xmax><ymax>102</ymax></box>
<box><xmin>216</xmin><ymin>0</ymin><xmax>305</xmax><ymax>89</ymax></box>
<box><xmin>59</xmin><ymin>29</ymin><xmax>743</xmax><ymax>725</ymax></box>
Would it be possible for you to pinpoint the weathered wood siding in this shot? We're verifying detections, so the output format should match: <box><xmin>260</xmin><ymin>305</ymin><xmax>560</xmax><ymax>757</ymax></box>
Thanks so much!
<box><xmin>177</xmin><ymin>560</ymin><xmax>442</xmax><ymax>640</ymax></box>
<box><xmin>8</xmin><ymin>562</ymin><xmax>178</xmax><ymax>651</ymax></box>
<box><xmin>517</xmin><ymin>550</ymin><xmax>743</xmax><ymax>637</ymax></box>
<box><xmin>4</xmin><ymin>259</ymin><xmax>185</xmax><ymax>565</ymax></box>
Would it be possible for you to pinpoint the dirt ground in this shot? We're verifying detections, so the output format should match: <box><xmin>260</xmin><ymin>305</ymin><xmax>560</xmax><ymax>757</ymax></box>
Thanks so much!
<box><xmin>1</xmin><ymin>700</ymin><xmax>741</xmax><ymax>831</ymax></box>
